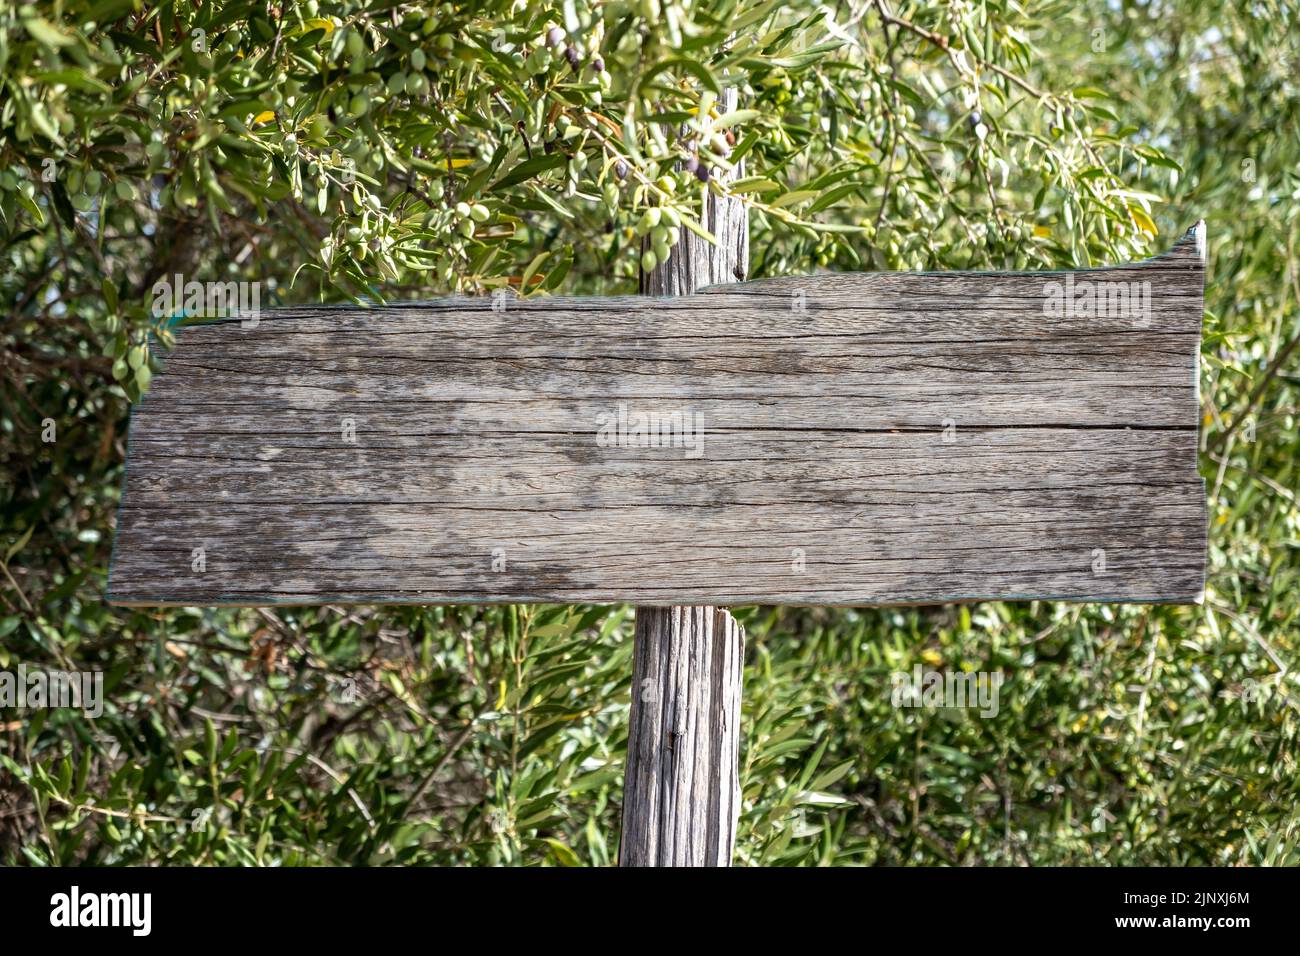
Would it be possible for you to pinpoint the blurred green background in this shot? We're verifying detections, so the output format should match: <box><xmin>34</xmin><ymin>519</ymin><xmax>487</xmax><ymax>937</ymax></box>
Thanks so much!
<box><xmin>1</xmin><ymin>0</ymin><xmax>1297</xmax><ymax>864</ymax></box>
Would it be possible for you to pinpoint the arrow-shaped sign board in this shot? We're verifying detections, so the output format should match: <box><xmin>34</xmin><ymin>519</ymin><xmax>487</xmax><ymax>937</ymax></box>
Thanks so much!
<box><xmin>108</xmin><ymin>224</ymin><xmax>1207</xmax><ymax>607</ymax></box>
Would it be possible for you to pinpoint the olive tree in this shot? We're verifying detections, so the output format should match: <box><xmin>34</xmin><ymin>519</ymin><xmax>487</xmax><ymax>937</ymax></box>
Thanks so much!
<box><xmin>3</xmin><ymin>0</ymin><xmax>1297</xmax><ymax>865</ymax></box>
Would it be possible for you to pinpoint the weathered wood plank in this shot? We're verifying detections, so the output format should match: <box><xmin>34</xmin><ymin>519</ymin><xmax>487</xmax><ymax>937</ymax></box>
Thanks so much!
<box><xmin>108</xmin><ymin>223</ymin><xmax>1207</xmax><ymax>607</ymax></box>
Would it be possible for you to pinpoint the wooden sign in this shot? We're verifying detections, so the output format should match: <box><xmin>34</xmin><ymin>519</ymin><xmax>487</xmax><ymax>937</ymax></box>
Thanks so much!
<box><xmin>108</xmin><ymin>223</ymin><xmax>1207</xmax><ymax>607</ymax></box>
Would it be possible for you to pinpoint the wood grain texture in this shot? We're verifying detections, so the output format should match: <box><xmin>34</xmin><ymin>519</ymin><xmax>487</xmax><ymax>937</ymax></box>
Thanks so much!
<box><xmin>621</xmin><ymin>606</ymin><xmax>744</xmax><ymax>866</ymax></box>
<box><xmin>108</xmin><ymin>223</ymin><xmax>1208</xmax><ymax>607</ymax></box>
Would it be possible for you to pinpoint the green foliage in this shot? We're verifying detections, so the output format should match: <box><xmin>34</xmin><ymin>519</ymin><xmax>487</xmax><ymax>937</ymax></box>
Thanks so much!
<box><xmin>2</xmin><ymin>0</ymin><xmax>1298</xmax><ymax>864</ymax></box>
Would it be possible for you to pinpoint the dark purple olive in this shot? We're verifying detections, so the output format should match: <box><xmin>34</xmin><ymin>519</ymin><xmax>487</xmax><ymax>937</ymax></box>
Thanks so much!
<box><xmin>968</xmin><ymin>111</ymin><xmax>982</xmax><ymax>126</ymax></box>
<box><xmin>695</xmin><ymin>164</ymin><xmax>710</xmax><ymax>183</ymax></box>
<box><xmin>565</xmin><ymin>46</ymin><xmax>580</xmax><ymax>69</ymax></box>
<box><xmin>615</xmin><ymin>160</ymin><xmax>628</xmax><ymax>180</ymax></box>
<box><xmin>592</xmin><ymin>56</ymin><xmax>604</xmax><ymax>72</ymax></box>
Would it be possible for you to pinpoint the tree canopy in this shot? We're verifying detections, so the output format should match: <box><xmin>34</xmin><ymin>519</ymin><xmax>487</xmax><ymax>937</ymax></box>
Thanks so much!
<box><xmin>2</xmin><ymin>0</ymin><xmax>1298</xmax><ymax>864</ymax></box>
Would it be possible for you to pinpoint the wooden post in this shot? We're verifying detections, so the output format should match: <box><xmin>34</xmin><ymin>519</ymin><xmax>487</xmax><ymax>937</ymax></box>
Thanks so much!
<box><xmin>621</xmin><ymin>91</ymin><xmax>749</xmax><ymax>867</ymax></box>
<box><xmin>621</xmin><ymin>607</ymin><xmax>745</xmax><ymax>866</ymax></box>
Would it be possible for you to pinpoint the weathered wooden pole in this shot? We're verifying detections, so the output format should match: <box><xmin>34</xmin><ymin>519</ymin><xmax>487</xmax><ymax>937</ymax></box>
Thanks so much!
<box><xmin>620</xmin><ymin>91</ymin><xmax>749</xmax><ymax>867</ymax></box>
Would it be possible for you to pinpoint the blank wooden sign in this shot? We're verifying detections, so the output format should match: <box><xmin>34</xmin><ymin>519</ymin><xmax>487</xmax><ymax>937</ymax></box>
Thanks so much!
<box><xmin>108</xmin><ymin>223</ymin><xmax>1207</xmax><ymax>607</ymax></box>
